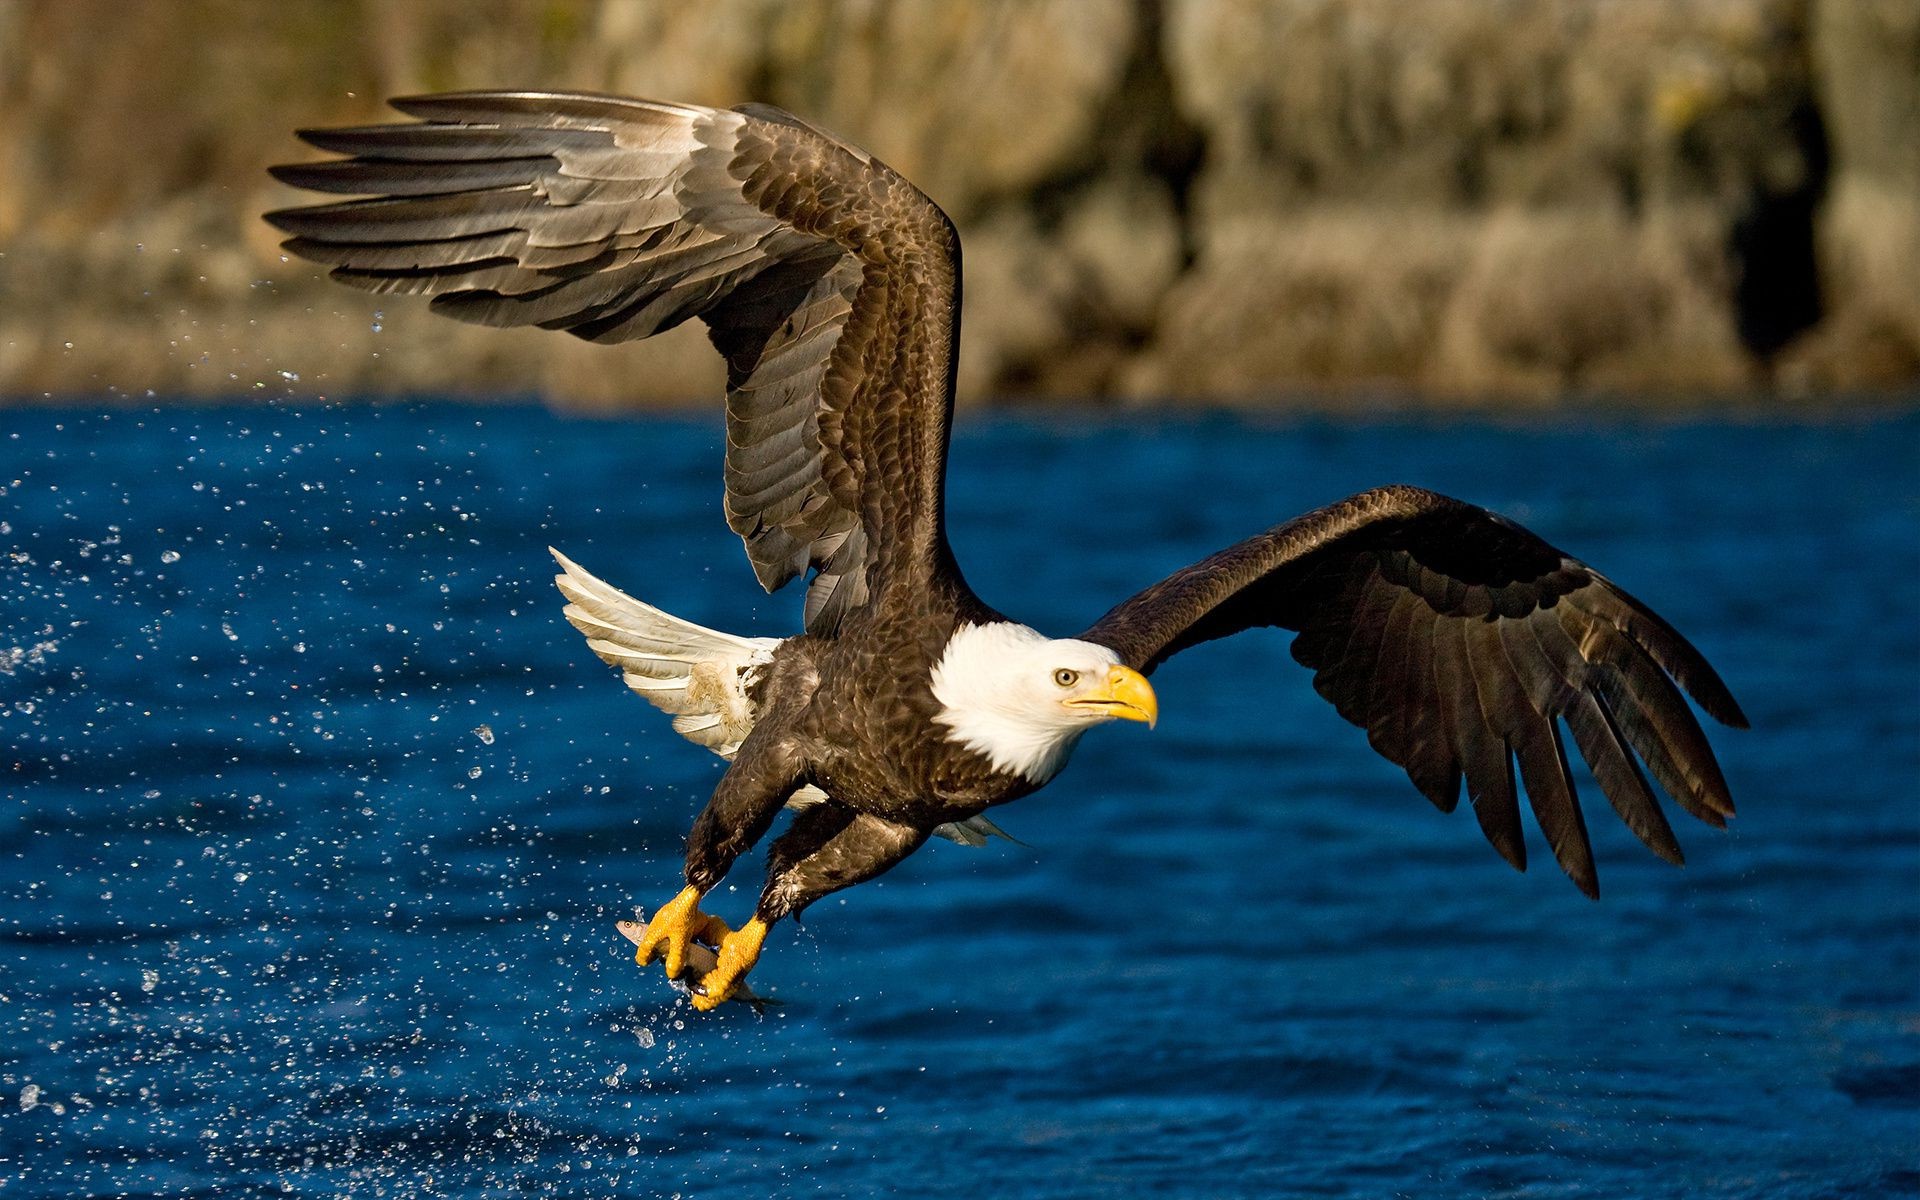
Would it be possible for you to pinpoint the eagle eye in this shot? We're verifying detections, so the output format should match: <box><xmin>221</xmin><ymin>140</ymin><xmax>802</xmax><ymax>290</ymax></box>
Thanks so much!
<box><xmin>1053</xmin><ymin>668</ymin><xmax>1079</xmax><ymax>688</ymax></box>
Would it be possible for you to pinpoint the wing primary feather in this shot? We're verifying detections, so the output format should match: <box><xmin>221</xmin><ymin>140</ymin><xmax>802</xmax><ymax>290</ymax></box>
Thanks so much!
<box><xmin>268</xmin><ymin>156</ymin><xmax>556</xmax><ymax>196</ymax></box>
<box><xmin>1480</xmin><ymin>616</ymin><xmax>1598</xmax><ymax>896</ymax></box>
<box><xmin>293</xmin><ymin>123</ymin><xmax>614</xmax><ymax>161</ymax></box>
<box><xmin>1587</xmin><ymin>665</ymin><xmax>1730</xmax><ymax>828</ymax></box>
<box><xmin>275</xmin><ymin>230</ymin><xmax>527</xmax><ymax>270</ymax></box>
<box><xmin>1574</xmin><ymin>579</ymin><xmax>1750</xmax><ymax>729</ymax></box>
<box><xmin>1563</xmin><ymin>607</ymin><xmax>1736</xmax><ymax>823</ymax></box>
<box><xmin>1515</xmin><ymin>718</ymin><xmax>1599</xmax><ymax>899</ymax></box>
<box><xmin>1578</xmin><ymin>690</ymin><xmax>1685</xmax><ymax>864</ymax></box>
<box><xmin>1398</xmin><ymin>609</ymin><xmax>1460</xmax><ymax>812</ymax></box>
<box><xmin>1364</xmin><ymin>590</ymin><xmax>1422</xmax><ymax>763</ymax></box>
<box><xmin>1516</xmin><ymin>611</ymin><xmax>1686</xmax><ymax>864</ymax></box>
<box><xmin>1445</xmin><ymin>617</ymin><xmax>1527</xmax><ymax>872</ymax></box>
<box><xmin>263</xmin><ymin>188</ymin><xmax>538</xmax><ymax>242</ymax></box>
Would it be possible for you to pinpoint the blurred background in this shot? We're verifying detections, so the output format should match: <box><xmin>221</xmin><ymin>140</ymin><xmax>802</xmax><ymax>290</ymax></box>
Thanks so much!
<box><xmin>0</xmin><ymin>0</ymin><xmax>1916</xmax><ymax>411</ymax></box>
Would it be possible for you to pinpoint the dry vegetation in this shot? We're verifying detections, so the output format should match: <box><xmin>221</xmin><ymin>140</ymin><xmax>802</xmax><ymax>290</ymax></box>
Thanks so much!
<box><xmin>0</xmin><ymin>0</ymin><xmax>1912</xmax><ymax>409</ymax></box>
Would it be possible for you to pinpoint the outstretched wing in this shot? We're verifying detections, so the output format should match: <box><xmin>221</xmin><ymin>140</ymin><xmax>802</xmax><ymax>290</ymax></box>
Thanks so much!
<box><xmin>1081</xmin><ymin>485</ymin><xmax>1748</xmax><ymax>897</ymax></box>
<box><xmin>267</xmin><ymin>91</ymin><xmax>964</xmax><ymax>634</ymax></box>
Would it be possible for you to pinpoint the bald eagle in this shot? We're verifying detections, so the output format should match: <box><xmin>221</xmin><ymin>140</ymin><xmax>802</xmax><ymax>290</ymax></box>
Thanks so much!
<box><xmin>268</xmin><ymin>92</ymin><xmax>1747</xmax><ymax>1010</ymax></box>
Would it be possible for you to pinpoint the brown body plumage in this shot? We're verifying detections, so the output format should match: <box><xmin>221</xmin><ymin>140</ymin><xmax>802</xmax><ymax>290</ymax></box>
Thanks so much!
<box><xmin>267</xmin><ymin>92</ymin><xmax>1747</xmax><ymax>1009</ymax></box>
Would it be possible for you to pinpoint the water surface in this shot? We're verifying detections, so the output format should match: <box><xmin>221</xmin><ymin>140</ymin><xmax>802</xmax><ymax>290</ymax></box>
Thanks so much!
<box><xmin>2</xmin><ymin>404</ymin><xmax>1916</xmax><ymax>1197</ymax></box>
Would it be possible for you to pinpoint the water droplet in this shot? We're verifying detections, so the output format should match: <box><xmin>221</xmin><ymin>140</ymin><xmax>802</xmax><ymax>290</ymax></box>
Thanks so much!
<box><xmin>160</xmin><ymin>550</ymin><xmax>181</xmax><ymax>564</ymax></box>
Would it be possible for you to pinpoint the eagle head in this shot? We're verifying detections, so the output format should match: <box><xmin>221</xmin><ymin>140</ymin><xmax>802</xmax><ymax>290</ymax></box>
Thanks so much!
<box><xmin>930</xmin><ymin>622</ymin><xmax>1157</xmax><ymax>783</ymax></box>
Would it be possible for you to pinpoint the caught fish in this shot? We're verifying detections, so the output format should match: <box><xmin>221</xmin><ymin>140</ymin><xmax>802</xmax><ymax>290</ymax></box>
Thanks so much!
<box><xmin>615</xmin><ymin>919</ymin><xmax>779</xmax><ymax>1012</ymax></box>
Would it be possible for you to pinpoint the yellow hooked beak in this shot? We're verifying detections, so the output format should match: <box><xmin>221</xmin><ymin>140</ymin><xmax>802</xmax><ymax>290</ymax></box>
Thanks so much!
<box><xmin>1067</xmin><ymin>664</ymin><xmax>1159</xmax><ymax>728</ymax></box>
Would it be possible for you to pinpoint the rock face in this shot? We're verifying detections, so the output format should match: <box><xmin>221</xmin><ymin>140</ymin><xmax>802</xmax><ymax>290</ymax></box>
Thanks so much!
<box><xmin>1802</xmin><ymin>0</ymin><xmax>1920</xmax><ymax>389</ymax></box>
<box><xmin>0</xmin><ymin>0</ymin><xmax>1910</xmax><ymax>408</ymax></box>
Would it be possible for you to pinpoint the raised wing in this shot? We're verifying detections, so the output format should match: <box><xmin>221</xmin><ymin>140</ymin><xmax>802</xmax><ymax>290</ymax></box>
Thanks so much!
<box><xmin>1081</xmin><ymin>485</ymin><xmax>1748</xmax><ymax>897</ymax></box>
<box><xmin>268</xmin><ymin>91</ymin><xmax>964</xmax><ymax>633</ymax></box>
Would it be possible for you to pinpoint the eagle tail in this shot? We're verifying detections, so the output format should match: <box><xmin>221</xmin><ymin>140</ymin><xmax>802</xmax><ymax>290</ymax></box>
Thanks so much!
<box><xmin>551</xmin><ymin>547</ymin><xmax>778</xmax><ymax>759</ymax></box>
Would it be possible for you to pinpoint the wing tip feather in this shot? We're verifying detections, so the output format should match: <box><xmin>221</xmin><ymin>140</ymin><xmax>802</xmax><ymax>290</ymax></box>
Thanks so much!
<box><xmin>387</xmin><ymin>90</ymin><xmax>712</xmax><ymax>127</ymax></box>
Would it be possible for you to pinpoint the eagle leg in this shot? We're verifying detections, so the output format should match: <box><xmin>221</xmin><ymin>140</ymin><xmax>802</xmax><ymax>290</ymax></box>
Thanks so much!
<box><xmin>653</xmin><ymin>731</ymin><xmax>803</xmax><ymax>988</ymax></box>
<box><xmin>688</xmin><ymin>917</ymin><xmax>770</xmax><ymax>1011</ymax></box>
<box><xmin>633</xmin><ymin>884</ymin><xmax>733</xmax><ymax>978</ymax></box>
<box><xmin>684</xmin><ymin>804</ymin><xmax>933</xmax><ymax>1011</ymax></box>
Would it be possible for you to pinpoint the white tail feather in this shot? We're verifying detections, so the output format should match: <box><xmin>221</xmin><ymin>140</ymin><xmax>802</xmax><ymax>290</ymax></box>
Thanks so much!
<box><xmin>552</xmin><ymin>547</ymin><xmax>776</xmax><ymax>758</ymax></box>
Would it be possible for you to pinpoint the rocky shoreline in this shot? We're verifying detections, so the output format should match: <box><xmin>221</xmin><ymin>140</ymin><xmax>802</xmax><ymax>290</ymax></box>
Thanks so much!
<box><xmin>0</xmin><ymin>0</ymin><xmax>1913</xmax><ymax>410</ymax></box>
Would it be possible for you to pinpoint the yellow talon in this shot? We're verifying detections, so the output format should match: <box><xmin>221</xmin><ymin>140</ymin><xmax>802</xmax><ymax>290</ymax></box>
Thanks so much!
<box><xmin>690</xmin><ymin>917</ymin><xmax>769</xmax><ymax>1012</ymax></box>
<box><xmin>688</xmin><ymin>906</ymin><xmax>734</xmax><ymax>947</ymax></box>
<box><xmin>633</xmin><ymin>885</ymin><xmax>730</xmax><ymax>978</ymax></box>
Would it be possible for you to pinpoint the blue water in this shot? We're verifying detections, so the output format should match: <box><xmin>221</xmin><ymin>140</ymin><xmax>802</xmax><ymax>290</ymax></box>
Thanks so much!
<box><xmin>1</xmin><ymin>404</ymin><xmax>1915</xmax><ymax>1198</ymax></box>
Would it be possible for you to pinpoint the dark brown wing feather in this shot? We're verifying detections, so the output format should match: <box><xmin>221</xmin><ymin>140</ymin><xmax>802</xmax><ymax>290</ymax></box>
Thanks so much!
<box><xmin>266</xmin><ymin>91</ymin><xmax>964</xmax><ymax>634</ymax></box>
<box><xmin>1081</xmin><ymin>485</ymin><xmax>1748</xmax><ymax>897</ymax></box>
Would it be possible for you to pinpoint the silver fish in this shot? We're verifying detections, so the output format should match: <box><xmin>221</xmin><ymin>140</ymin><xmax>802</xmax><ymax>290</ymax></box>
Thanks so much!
<box><xmin>615</xmin><ymin>918</ymin><xmax>779</xmax><ymax>1011</ymax></box>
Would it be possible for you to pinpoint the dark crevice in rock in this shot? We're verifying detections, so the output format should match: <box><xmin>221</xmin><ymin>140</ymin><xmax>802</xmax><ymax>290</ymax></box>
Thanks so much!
<box><xmin>742</xmin><ymin>44</ymin><xmax>778</xmax><ymax>114</ymax></box>
<box><xmin>1455</xmin><ymin>138</ymin><xmax>1488</xmax><ymax>206</ymax></box>
<box><xmin>1730</xmin><ymin>94</ymin><xmax>1829</xmax><ymax>369</ymax></box>
<box><xmin>1000</xmin><ymin>0</ymin><xmax>1205</xmax><ymax>255</ymax></box>
<box><xmin>981</xmin><ymin>0</ymin><xmax>1207</xmax><ymax>397</ymax></box>
<box><xmin>1612</xmin><ymin>154</ymin><xmax>1645</xmax><ymax>219</ymax></box>
<box><xmin>1124</xmin><ymin>0</ymin><xmax>1207</xmax><ymax>271</ymax></box>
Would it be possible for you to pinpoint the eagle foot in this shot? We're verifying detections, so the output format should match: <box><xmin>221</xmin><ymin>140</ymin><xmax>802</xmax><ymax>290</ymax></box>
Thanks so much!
<box><xmin>634</xmin><ymin>885</ymin><xmax>733</xmax><ymax>978</ymax></box>
<box><xmin>689</xmin><ymin>917</ymin><xmax>769</xmax><ymax>1012</ymax></box>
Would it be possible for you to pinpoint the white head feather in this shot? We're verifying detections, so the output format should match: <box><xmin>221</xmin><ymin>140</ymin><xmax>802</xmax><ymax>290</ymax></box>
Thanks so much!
<box><xmin>930</xmin><ymin>622</ymin><xmax>1150</xmax><ymax>783</ymax></box>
